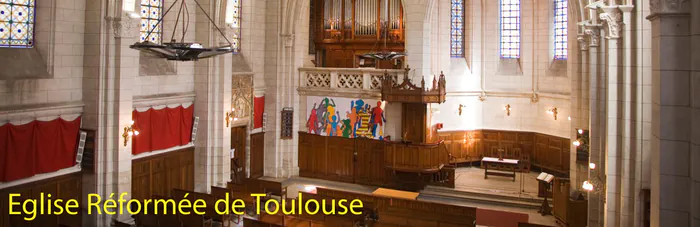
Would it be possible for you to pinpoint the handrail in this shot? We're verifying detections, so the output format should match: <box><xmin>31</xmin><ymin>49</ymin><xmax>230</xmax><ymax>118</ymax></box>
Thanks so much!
<box><xmin>298</xmin><ymin>67</ymin><xmax>404</xmax><ymax>90</ymax></box>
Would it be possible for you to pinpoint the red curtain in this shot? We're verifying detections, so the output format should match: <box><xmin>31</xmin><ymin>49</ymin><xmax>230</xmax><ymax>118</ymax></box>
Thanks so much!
<box><xmin>0</xmin><ymin>117</ymin><xmax>81</xmax><ymax>182</ymax></box>
<box><xmin>254</xmin><ymin>96</ymin><xmax>265</xmax><ymax>129</ymax></box>
<box><xmin>132</xmin><ymin>105</ymin><xmax>194</xmax><ymax>155</ymax></box>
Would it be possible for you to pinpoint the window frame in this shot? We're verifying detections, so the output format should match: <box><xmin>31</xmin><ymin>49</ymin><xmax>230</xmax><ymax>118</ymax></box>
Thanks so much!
<box><xmin>140</xmin><ymin>0</ymin><xmax>163</xmax><ymax>44</ymax></box>
<box><xmin>0</xmin><ymin>0</ymin><xmax>36</xmax><ymax>48</ymax></box>
<box><xmin>553</xmin><ymin>0</ymin><xmax>568</xmax><ymax>60</ymax></box>
<box><xmin>450</xmin><ymin>0</ymin><xmax>465</xmax><ymax>58</ymax></box>
<box><xmin>499</xmin><ymin>0</ymin><xmax>521</xmax><ymax>59</ymax></box>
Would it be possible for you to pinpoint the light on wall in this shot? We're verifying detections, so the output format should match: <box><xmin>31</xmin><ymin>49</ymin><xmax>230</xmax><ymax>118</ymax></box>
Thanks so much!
<box><xmin>458</xmin><ymin>104</ymin><xmax>465</xmax><ymax>116</ymax></box>
<box><xmin>504</xmin><ymin>104</ymin><xmax>511</xmax><ymax>116</ymax></box>
<box><xmin>122</xmin><ymin>120</ymin><xmax>140</xmax><ymax>147</ymax></box>
<box><xmin>546</xmin><ymin>107</ymin><xmax>558</xmax><ymax>120</ymax></box>
<box><xmin>225</xmin><ymin>108</ymin><xmax>238</xmax><ymax>127</ymax></box>
<box><xmin>589</xmin><ymin>163</ymin><xmax>596</xmax><ymax>170</ymax></box>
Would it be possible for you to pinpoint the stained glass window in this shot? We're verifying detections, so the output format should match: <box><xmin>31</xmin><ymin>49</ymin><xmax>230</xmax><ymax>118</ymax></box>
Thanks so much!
<box><xmin>0</xmin><ymin>0</ymin><xmax>35</xmax><ymax>48</ymax></box>
<box><xmin>140</xmin><ymin>0</ymin><xmax>162</xmax><ymax>44</ymax></box>
<box><xmin>229</xmin><ymin>0</ymin><xmax>240</xmax><ymax>52</ymax></box>
<box><xmin>450</xmin><ymin>0</ymin><xmax>464</xmax><ymax>58</ymax></box>
<box><xmin>500</xmin><ymin>0</ymin><xmax>520</xmax><ymax>59</ymax></box>
<box><xmin>554</xmin><ymin>0</ymin><xmax>567</xmax><ymax>60</ymax></box>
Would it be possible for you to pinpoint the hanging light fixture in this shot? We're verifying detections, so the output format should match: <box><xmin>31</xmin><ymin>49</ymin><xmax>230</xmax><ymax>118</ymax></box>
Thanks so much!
<box><xmin>130</xmin><ymin>0</ymin><xmax>235</xmax><ymax>61</ymax></box>
<box><xmin>361</xmin><ymin>2</ymin><xmax>406</xmax><ymax>61</ymax></box>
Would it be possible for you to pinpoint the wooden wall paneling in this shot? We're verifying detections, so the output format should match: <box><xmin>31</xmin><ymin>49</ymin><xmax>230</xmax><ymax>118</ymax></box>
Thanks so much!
<box><xmin>31</xmin><ymin>181</ymin><xmax>58</xmax><ymax>227</ymax></box>
<box><xmin>326</xmin><ymin>136</ymin><xmax>355</xmax><ymax>183</ymax></box>
<box><xmin>298</xmin><ymin>132</ymin><xmax>311</xmax><ymax>177</ymax></box>
<box><xmin>354</xmin><ymin>138</ymin><xmax>374</xmax><ymax>185</ymax></box>
<box><xmin>0</xmin><ymin>173</ymin><xmax>83</xmax><ymax>227</ymax></box>
<box><xmin>231</xmin><ymin>126</ymin><xmax>247</xmax><ymax>179</ymax></box>
<box><xmin>132</xmin><ymin>160</ymin><xmax>151</xmax><ymax>200</ymax></box>
<box><xmin>310</xmin><ymin>133</ymin><xmax>328</xmax><ymax>178</ymax></box>
<box><xmin>152</xmin><ymin>157</ymin><xmax>168</xmax><ymax>197</ymax></box>
<box><xmin>57</xmin><ymin>176</ymin><xmax>82</xmax><ymax>227</ymax></box>
<box><xmin>250</xmin><ymin>132</ymin><xmax>266</xmax><ymax>179</ymax></box>
<box><xmin>131</xmin><ymin>147</ymin><xmax>194</xmax><ymax>201</ymax></box>
<box><xmin>402</xmin><ymin>103</ymin><xmax>427</xmax><ymax>143</ymax></box>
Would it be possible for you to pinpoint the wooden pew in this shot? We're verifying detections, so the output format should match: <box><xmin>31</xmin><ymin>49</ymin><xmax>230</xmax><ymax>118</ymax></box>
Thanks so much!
<box><xmin>211</xmin><ymin>186</ymin><xmax>238</xmax><ymax>226</ymax></box>
<box><xmin>171</xmin><ymin>189</ymin><xmax>214</xmax><ymax>227</ymax></box>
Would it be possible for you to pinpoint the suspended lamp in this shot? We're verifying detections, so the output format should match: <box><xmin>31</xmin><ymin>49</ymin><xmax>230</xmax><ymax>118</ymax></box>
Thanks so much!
<box><xmin>130</xmin><ymin>0</ymin><xmax>235</xmax><ymax>61</ymax></box>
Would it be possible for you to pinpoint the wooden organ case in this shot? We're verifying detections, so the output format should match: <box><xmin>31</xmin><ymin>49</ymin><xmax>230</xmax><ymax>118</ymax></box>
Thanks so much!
<box><xmin>311</xmin><ymin>0</ymin><xmax>405</xmax><ymax>68</ymax></box>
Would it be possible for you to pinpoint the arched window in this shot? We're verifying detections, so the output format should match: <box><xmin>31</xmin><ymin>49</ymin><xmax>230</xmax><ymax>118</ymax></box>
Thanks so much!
<box><xmin>553</xmin><ymin>0</ymin><xmax>567</xmax><ymax>60</ymax></box>
<box><xmin>450</xmin><ymin>0</ymin><xmax>464</xmax><ymax>58</ymax></box>
<box><xmin>140</xmin><ymin>0</ymin><xmax>162</xmax><ymax>44</ymax></box>
<box><xmin>0</xmin><ymin>0</ymin><xmax>35</xmax><ymax>48</ymax></box>
<box><xmin>225</xmin><ymin>0</ymin><xmax>241</xmax><ymax>52</ymax></box>
<box><xmin>500</xmin><ymin>0</ymin><xmax>520</xmax><ymax>59</ymax></box>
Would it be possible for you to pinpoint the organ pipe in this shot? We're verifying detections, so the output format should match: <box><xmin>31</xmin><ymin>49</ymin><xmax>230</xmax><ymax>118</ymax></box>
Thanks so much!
<box><xmin>321</xmin><ymin>0</ymin><xmax>402</xmax><ymax>35</ymax></box>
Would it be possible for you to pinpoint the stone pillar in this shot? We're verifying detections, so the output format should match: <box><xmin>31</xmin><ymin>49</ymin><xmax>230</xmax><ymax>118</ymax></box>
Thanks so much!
<box><xmin>585</xmin><ymin>23</ymin><xmax>605</xmax><ymax>227</ymax></box>
<box><xmin>648</xmin><ymin>0</ymin><xmax>693</xmax><ymax>226</ymax></box>
<box><xmin>600</xmin><ymin>6</ymin><xmax>626</xmax><ymax>227</ymax></box>
<box><xmin>403</xmin><ymin>0</ymin><xmax>433</xmax><ymax>80</ymax></box>
<box><xmin>89</xmin><ymin>12</ymin><xmax>140</xmax><ymax>225</ymax></box>
<box><xmin>193</xmin><ymin>0</ymin><xmax>232</xmax><ymax>192</ymax></box>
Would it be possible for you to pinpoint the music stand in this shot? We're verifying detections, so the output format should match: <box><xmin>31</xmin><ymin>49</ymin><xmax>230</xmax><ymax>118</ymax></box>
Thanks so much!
<box><xmin>536</xmin><ymin>172</ymin><xmax>554</xmax><ymax>216</ymax></box>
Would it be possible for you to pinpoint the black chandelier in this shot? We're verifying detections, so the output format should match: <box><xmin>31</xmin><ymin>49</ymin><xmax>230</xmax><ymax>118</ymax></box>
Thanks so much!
<box><xmin>130</xmin><ymin>0</ymin><xmax>235</xmax><ymax>61</ymax></box>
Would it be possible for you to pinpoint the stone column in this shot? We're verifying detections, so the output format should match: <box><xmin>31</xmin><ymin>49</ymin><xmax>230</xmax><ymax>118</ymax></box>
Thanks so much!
<box><xmin>89</xmin><ymin>12</ymin><xmax>140</xmax><ymax>225</ymax></box>
<box><xmin>692</xmin><ymin>0</ymin><xmax>700</xmax><ymax>226</ymax></box>
<box><xmin>403</xmin><ymin>0</ymin><xmax>433</xmax><ymax>81</ymax></box>
<box><xmin>648</xmin><ymin>0</ymin><xmax>693</xmax><ymax>226</ymax></box>
<box><xmin>585</xmin><ymin>22</ymin><xmax>605</xmax><ymax>227</ymax></box>
<box><xmin>600</xmin><ymin>6</ymin><xmax>626</xmax><ymax>227</ymax></box>
<box><xmin>193</xmin><ymin>0</ymin><xmax>232</xmax><ymax>192</ymax></box>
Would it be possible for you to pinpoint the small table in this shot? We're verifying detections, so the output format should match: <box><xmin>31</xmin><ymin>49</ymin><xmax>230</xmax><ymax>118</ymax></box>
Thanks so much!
<box><xmin>481</xmin><ymin>157</ymin><xmax>519</xmax><ymax>182</ymax></box>
<box><xmin>372</xmin><ymin>188</ymin><xmax>420</xmax><ymax>200</ymax></box>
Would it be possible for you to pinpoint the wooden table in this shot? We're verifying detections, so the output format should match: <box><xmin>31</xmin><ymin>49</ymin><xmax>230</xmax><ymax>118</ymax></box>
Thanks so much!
<box><xmin>372</xmin><ymin>188</ymin><xmax>420</xmax><ymax>200</ymax></box>
<box><xmin>481</xmin><ymin>157</ymin><xmax>519</xmax><ymax>181</ymax></box>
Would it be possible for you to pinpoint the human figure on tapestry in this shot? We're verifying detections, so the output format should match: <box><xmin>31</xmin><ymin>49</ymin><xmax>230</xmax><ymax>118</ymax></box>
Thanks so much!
<box><xmin>369</xmin><ymin>101</ymin><xmax>386</xmax><ymax>139</ymax></box>
<box><xmin>307</xmin><ymin>103</ymin><xmax>318</xmax><ymax>134</ymax></box>
<box><xmin>314</xmin><ymin>100</ymin><xmax>328</xmax><ymax>134</ymax></box>
<box><xmin>328</xmin><ymin>113</ymin><xmax>340</xmax><ymax>136</ymax></box>
<box><xmin>347</xmin><ymin>101</ymin><xmax>359</xmax><ymax>138</ymax></box>
<box><xmin>356</xmin><ymin>104</ymin><xmax>372</xmax><ymax>138</ymax></box>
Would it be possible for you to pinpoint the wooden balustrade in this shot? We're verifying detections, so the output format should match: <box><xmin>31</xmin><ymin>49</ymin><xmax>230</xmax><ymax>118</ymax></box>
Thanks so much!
<box><xmin>384</xmin><ymin>141</ymin><xmax>448</xmax><ymax>173</ymax></box>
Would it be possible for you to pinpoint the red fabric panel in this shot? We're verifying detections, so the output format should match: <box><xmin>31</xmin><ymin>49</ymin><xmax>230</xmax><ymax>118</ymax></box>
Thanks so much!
<box><xmin>0</xmin><ymin>117</ymin><xmax>81</xmax><ymax>182</ymax></box>
<box><xmin>254</xmin><ymin>96</ymin><xmax>265</xmax><ymax>129</ymax></box>
<box><xmin>132</xmin><ymin>105</ymin><xmax>194</xmax><ymax>155</ymax></box>
<box><xmin>180</xmin><ymin>105</ymin><xmax>194</xmax><ymax>144</ymax></box>
<box><xmin>133</xmin><ymin>109</ymin><xmax>152</xmax><ymax>153</ymax></box>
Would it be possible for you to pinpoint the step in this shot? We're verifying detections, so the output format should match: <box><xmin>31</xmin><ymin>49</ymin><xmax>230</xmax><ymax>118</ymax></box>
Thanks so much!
<box><xmin>423</xmin><ymin>185</ymin><xmax>544</xmax><ymax>204</ymax></box>
<box><xmin>420</xmin><ymin>187</ymin><xmax>542</xmax><ymax>210</ymax></box>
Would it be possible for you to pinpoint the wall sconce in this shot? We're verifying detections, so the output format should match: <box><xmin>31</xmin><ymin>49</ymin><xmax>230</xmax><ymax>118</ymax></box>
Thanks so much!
<box><xmin>458</xmin><ymin>104</ymin><xmax>465</xmax><ymax>116</ymax></box>
<box><xmin>589</xmin><ymin>163</ymin><xmax>596</xmax><ymax>170</ymax></box>
<box><xmin>225</xmin><ymin>107</ymin><xmax>238</xmax><ymax>127</ymax></box>
<box><xmin>547</xmin><ymin>107</ymin><xmax>558</xmax><ymax>120</ymax></box>
<box><xmin>122</xmin><ymin>120</ymin><xmax>139</xmax><ymax>147</ymax></box>
<box><xmin>504</xmin><ymin>104</ymin><xmax>511</xmax><ymax>116</ymax></box>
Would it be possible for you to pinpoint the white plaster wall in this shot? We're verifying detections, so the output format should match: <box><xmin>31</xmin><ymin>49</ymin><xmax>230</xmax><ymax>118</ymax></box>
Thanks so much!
<box><xmin>0</xmin><ymin>0</ymin><xmax>86</xmax><ymax>107</ymax></box>
<box><xmin>431</xmin><ymin>0</ymin><xmax>572</xmax><ymax>138</ymax></box>
<box><xmin>132</xmin><ymin>0</ymin><xmax>197</xmax><ymax>97</ymax></box>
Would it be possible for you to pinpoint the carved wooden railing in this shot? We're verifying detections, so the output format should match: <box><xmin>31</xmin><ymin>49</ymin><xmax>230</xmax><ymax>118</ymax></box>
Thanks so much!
<box><xmin>298</xmin><ymin>67</ymin><xmax>403</xmax><ymax>91</ymax></box>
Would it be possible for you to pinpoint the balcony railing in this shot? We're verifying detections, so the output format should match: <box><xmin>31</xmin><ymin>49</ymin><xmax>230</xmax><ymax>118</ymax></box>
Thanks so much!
<box><xmin>298</xmin><ymin>67</ymin><xmax>404</xmax><ymax>91</ymax></box>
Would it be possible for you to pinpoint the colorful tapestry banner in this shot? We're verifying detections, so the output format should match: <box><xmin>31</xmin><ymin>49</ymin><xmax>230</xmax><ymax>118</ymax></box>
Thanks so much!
<box><xmin>306</xmin><ymin>96</ymin><xmax>386</xmax><ymax>140</ymax></box>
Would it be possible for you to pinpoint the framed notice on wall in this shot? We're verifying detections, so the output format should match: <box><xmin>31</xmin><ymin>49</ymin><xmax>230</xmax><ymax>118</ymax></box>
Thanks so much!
<box><xmin>281</xmin><ymin>108</ymin><xmax>293</xmax><ymax>139</ymax></box>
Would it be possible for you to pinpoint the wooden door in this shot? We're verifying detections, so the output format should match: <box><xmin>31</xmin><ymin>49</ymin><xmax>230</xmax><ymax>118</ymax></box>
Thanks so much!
<box><xmin>401</xmin><ymin>103</ymin><xmax>427</xmax><ymax>143</ymax></box>
<box><xmin>231</xmin><ymin>126</ymin><xmax>247</xmax><ymax>180</ymax></box>
<box><xmin>250</xmin><ymin>132</ymin><xmax>265</xmax><ymax>179</ymax></box>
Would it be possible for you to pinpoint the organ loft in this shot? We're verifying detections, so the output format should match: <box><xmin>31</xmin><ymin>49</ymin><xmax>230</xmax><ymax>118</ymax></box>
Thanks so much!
<box><xmin>0</xmin><ymin>0</ymin><xmax>698</xmax><ymax>227</ymax></box>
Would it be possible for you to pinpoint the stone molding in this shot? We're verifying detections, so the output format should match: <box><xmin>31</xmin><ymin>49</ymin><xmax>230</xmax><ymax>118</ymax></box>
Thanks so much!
<box><xmin>132</xmin><ymin>92</ymin><xmax>196</xmax><ymax>109</ymax></box>
<box><xmin>282</xmin><ymin>34</ymin><xmax>294</xmax><ymax>48</ymax></box>
<box><xmin>599</xmin><ymin>7</ymin><xmax>622</xmax><ymax>39</ymax></box>
<box><xmin>110</xmin><ymin>17</ymin><xmax>140</xmax><ymax>38</ymax></box>
<box><xmin>649</xmin><ymin>0</ymin><xmax>690</xmax><ymax>15</ymax></box>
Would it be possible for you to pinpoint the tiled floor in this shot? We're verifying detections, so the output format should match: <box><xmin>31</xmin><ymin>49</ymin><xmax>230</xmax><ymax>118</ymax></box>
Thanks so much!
<box><xmin>453</xmin><ymin>166</ymin><xmax>542</xmax><ymax>199</ymax></box>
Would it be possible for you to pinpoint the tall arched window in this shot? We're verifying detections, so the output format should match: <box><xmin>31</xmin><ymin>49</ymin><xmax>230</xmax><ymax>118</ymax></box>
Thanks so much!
<box><xmin>450</xmin><ymin>0</ymin><xmax>464</xmax><ymax>58</ymax></box>
<box><xmin>553</xmin><ymin>0</ymin><xmax>567</xmax><ymax>60</ymax></box>
<box><xmin>225</xmin><ymin>0</ymin><xmax>241</xmax><ymax>52</ymax></box>
<box><xmin>140</xmin><ymin>0</ymin><xmax>162</xmax><ymax>44</ymax></box>
<box><xmin>0</xmin><ymin>0</ymin><xmax>35</xmax><ymax>48</ymax></box>
<box><xmin>500</xmin><ymin>0</ymin><xmax>520</xmax><ymax>59</ymax></box>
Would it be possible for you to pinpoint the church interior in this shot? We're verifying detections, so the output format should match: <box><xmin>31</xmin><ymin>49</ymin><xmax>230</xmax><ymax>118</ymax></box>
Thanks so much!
<box><xmin>0</xmin><ymin>0</ymin><xmax>698</xmax><ymax>226</ymax></box>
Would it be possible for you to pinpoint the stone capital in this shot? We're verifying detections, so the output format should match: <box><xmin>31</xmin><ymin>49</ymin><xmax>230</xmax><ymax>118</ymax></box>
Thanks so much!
<box><xmin>577</xmin><ymin>35</ymin><xmax>589</xmax><ymax>51</ymax></box>
<box><xmin>584</xmin><ymin>26</ymin><xmax>601</xmax><ymax>47</ymax></box>
<box><xmin>108</xmin><ymin>17</ymin><xmax>140</xmax><ymax>39</ymax></box>
<box><xmin>281</xmin><ymin>34</ymin><xmax>294</xmax><ymax>48</ymax></box>
<box><xmin>599</xmin><ymin>7</ymin><xmax>622</xmax><ymax>39</ymax></box>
